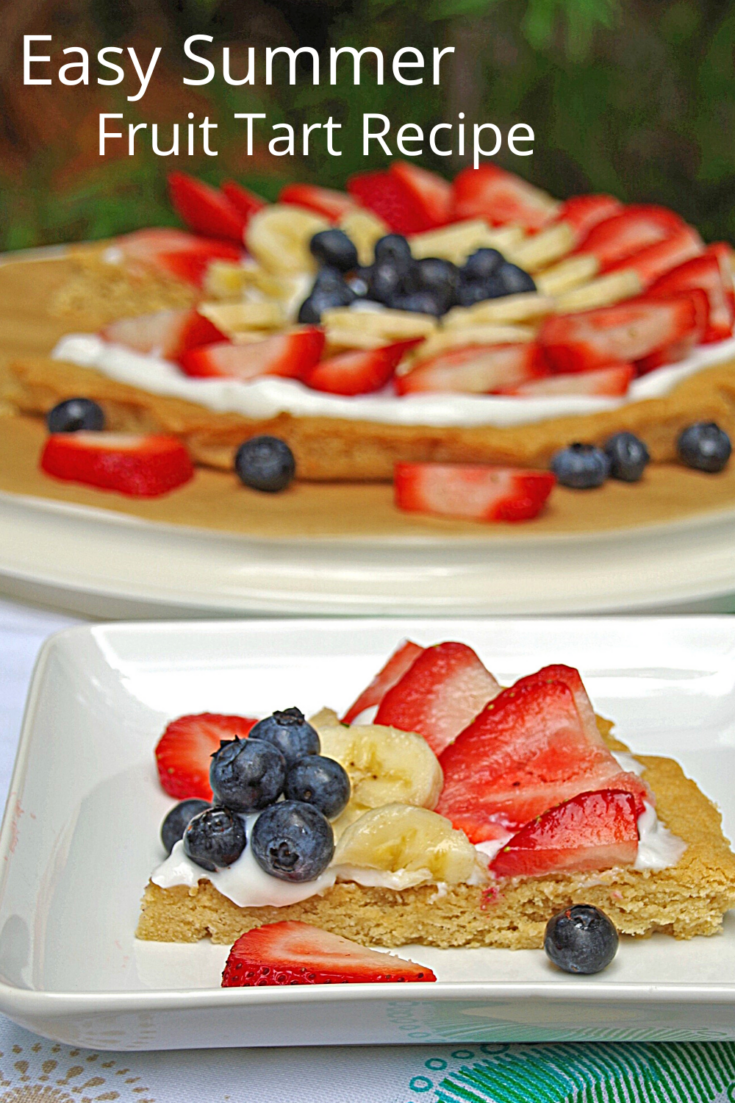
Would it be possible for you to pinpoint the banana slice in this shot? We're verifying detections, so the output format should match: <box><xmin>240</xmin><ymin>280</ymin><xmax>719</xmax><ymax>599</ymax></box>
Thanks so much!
<box><xmin>246</xmin><ymin>204</ymin><xmax>329</xmax><ymax>276</ymax></box>
<box><xmin>553</xmin><ymin>269</ymin><xmax>643</xmax><ymax>313</ymax></box>
<box><xmin>334</xmin><ymin>804</ymin><xmax>486</xmax><ymax>886</ymax></box>
<box><xmin>339</xmin><ymin>209</ymin><xmax>388</xmax><ymax>266</ymax></box>
<box><xmin>203</xmin><ymin>261</ymin><xmax>249</xmax><ymax>300</ymax></box>
<box><xmin>410</xmin><ymin>325</ymin><xmax>535</xmax><ymax>365</ymax></box>
<box><xmin>409</xmin><ymin>220</ymin><xmax>526</xmax><ymax>264</ymax></box>
<box><xmin>324</xmin><ymin>327</ymin><xmax>390</xmax><ymax>354</ymax></box>
<box><xmin>444</xmin><ymin>293</ymin><xmax>555</xmax><ymax>328</ymax></box>
<box><xmin>199</xmin><ymin>301</ymin><xmax>286</xmax><ymax>334</ymax></box>
<box><xmin>311</xmin><ymin>708</ymin><xmax>443</xmax><ymax>814</ymax></box>
<box><xmin>536</xmin><ymin>254</ymin><xmax>598</xmax><ymax>297</ymax></box>
<box><xmin>320</xmin><ymin>307</ymin><xmax>438</xmax><ymax>341</ymax></box>
<box><xmin>507</xmin><ymin>221</ymin><xmax>575</xmax><ymax>273</ymax></box>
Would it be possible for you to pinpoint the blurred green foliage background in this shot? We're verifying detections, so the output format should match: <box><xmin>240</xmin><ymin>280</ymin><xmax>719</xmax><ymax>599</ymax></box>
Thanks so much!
<box><xmin>0</xmin><ymin>0</ymin><xmax>734</xmax><ymax>250</ymax></box>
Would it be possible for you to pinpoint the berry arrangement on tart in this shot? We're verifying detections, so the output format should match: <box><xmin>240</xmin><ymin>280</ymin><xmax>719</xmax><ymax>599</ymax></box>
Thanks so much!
<box><xmin>3</xmin><ymin>160</ymin><xmax>735</xmax><ymax>525</ymax></box>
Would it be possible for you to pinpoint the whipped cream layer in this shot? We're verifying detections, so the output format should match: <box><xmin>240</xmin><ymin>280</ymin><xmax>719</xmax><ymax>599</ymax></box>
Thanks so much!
<box><xmin>53</xmin><ymin>331</ymin><xmax>735</xmax><ymax>430</ymax></box>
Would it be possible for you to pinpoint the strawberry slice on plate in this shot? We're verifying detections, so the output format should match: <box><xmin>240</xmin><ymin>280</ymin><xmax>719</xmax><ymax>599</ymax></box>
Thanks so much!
<box><xmin>606</xmin><ymin>225</ymin><xmax>703</xmax><ymax>289</ymax></box>
<box><xmin>395</xmin><ymin>464</ymin><xmax>556</xmax><ymax>525</ymax></box>
<box><xmin>40</xmin><ymin>433</ymin><xmax>194</xmax><ymax>497</ymax></box>
<box><xmin>396</xmin><ymin>343</ymin><xmax>547</xmax><ymax>394</ymax></box>
<box><xmin>101</xmin><ymin>308</ymin><xmax>227</xmax><ymax>360</ymax></box>
<box><xmin>221</xmin><ymin>180</ymin><xmax>267</xmax><ymax>222</ymax></box>
<box><xmin>374</xmin><ymin>641</ymin><xmax>501</xmax><ymax>756</ymax></box>
<box><xmin>114</xmin><ymin>228</ymin><xmax>243</xmax><ymax>287</ymax></box>
<box><xmin>555</xmin><ymin>194</ymin><xmax>623</xmax><ymax>242</ymax></box>
<box><xmin>436</xmin><ymin>673</ymin><xmax>649</xmax><ymax>842</ymax></box>
<box><xmin>347</xmin><ymin>170</ymin><xmax>432</xmax><ymax>235</ymax></box>
<box><xmin>305</xmin><ymin>339</ymin><xmax>422</xmax><ymax>396</ymax></box>
<box><xmin>342</xmin><ymin>639</ymin><xmax>424</xmax><ymax>724</ymax></box>
<box><xmin>647</xmin><ymin>248</ymin><xmax>735</xmax><ymax>343</ymax></box>
<box><xmin>512</xmin><ymin>664</ymin><xmax>606</xmax><ymax>747</ymax></box>
<box><xmin>179</xmin><ymin>328</ymin><xmax>325</xmax><ymax>382</ymax></box>
<box><xmin>156</xmin><ymin>713</ymin><xmax>257</xmax><ymax>800</ymax></box>
<box><xmin>279</xmin><ymin>183</ymin><xmax>356</xmax><ymax>222</ymax></box>
<box><xmin>490</xmin><ymin>789</ymin><xmax>640</xmax><ymax>877</ymax></box>
<box><xmin>539</xmin><ymin>296</ymin><xmax>702</xmax><ymax>373</ymax></box>
<box><xmin>575</xmin><ymin>205</ymin><xmax>685</xmax><ymax>271</ymax></box>
<box><xmin>221</xmin><ymin>921</ymin><xmax>436</xmax><ymax>986</ymax></box>
<box><xmin>504</xmin><ymin>363</ymin><xmax>634</xmax><ymax>397</ymax></box>
<box><xmin>452</xmin><ymin>165</ymin><xmax>559</xmax><ymax>231</ymax></box>
<box><xmin>390</xmin><ymin>162</ymin><xmax>452</xmax><ymax>228</ymax></box>
<box><xmin>168</xmin><ymin>172</ymin><xmax>248</xmax><ymax>243</ymax></box>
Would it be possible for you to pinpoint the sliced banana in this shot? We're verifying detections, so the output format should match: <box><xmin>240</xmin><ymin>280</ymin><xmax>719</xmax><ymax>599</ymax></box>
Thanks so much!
<box><xmin>199</xmin><ymin>301</ymin><xmax>286</xmax><ymax>334</ymax></box>
<box><xmin>311</xmin><ymin>708</ymin><xmax>443</xmax><ymax>815</ymax></box>
<box><xmin>410</xmin><ymin>324</ymin><xmax>535</xmax><ymax>365</ymax></box>
<box><xmin>320</xmin><ymin>307</ymin><xmax>438</xmax><ymax>341</ymax></box>
<box><xmin>535</xmin><ymin>254</ymin><xmax>598</xmax><ymax>297</ymax></box>
<box><xmin>409</xmin><ymin>220</ymin><xmax>526</xmax><ymax>265</ymax></box>
<box><xmin>246</xmin><ymin>204</ymin><xmax>329</xmax><ymax>276</ymax></box>
<box><xmin>203</xmin><ymin>261</ymin><xmax>249</xmax><ymax>301</ymax></box>
<box><xmin>506</xmin><ymin>221</ymin><xmax>575</xmax><ymax>273</ymax></box>
<box><xmin>334</xmin><ymin>804</ymin><xmax>486</xmax><ymax>886</ymax></box>
<box><xmin>324</xmin><ymin>327</ymin><xmax>390</xmax><ymax>354</ymax></box>
<box><xmin>444</xmin><ymin>293</ymin><xmax>555</xmax><ymax>328</ymax></box>
<box><xmin>553</xmin><ymin>269</ymin><xmax>643</xmax><ymax>313</ymax></box>
<box><xmin>339</xmin><ymin>209</ymin><xmax>388</xmax><ymax>266</ymax></box>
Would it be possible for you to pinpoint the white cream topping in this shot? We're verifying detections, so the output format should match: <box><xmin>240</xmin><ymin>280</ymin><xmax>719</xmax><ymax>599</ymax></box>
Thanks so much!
<box><xmin>52</xmin><ymin>330</ymin><xmax>735</xmax><ymax>430</ymax></box>
<box><xmin>635</xmin><ymin>800</ymin><xmax>688</xmax><ymax>871</ymax></box>
<box><xmin>611</xmin><ymin>751</ymin><xmax>646</xmax><ymax>777</ymax></box>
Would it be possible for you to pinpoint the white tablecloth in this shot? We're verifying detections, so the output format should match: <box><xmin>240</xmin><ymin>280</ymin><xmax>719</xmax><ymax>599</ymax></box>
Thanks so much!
<box><xmin>2</xmin><ymin>594</ymin><xmax>735</xmax><ymax>1103</ymax></box>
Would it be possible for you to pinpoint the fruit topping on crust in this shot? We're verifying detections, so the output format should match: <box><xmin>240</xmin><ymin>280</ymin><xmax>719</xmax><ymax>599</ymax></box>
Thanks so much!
<box><xmin>155</xmin><ymin>713</ymin><xmax>258</xmax><ymax>800</ymax></box>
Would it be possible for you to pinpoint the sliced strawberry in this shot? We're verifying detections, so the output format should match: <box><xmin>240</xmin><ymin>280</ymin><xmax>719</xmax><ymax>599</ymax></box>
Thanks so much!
<box><xmin>168</xmin><ymin>172</ymin><xmax>247</xmax><ymax>243</ymax></box>
<box><xmin>395</xmin><ymin>464</ymin><xmax>556</xmax><ymax>525</ymax></box>
<box><xmin>40</xmin><ymin>433</ymin><xmax>194</xmax><ymax>497</ymax></box>
<box><xmin>512</xmin><ymin>664</ymin><xmax>605</xmax><ymax>748</ymax></box>
<box><xmin>635</xmin><ymin>289</ymin><xmax>708</xmax><ymax>373</ymax></box>
<box><xmin>396</xmin><ymin>343</ymin><xmax>547</xmax><ymax>395</ymax></box>
<box><xmin>374</xmin><ymin>641</ymin><xmax>501</xmax><ymax>755</ymax></box>
<box><xmin>114</xmin><ymin>228</ymin><xmax>243</xmax><ymax>288</ymax></box>
<box><xmin>647</xmin><ymin>249</ymin><xmax>734</xmax><ymax>343</ymax></box>
<box><xmin>179</xmin><ymin>328</ymin><xmax>325</xmax><ymax>382</ymax></box>
<box><xmin>555</xmin><ymin>195</ymin><xmax>623</xmax><ymax>242</ymax></box>
<box><xmin>504</xmin><ymin>363</ymin><xmax>634</xmax><ymax>397</ymax></box>
<box><xmin>279</xmin><ymin>183</ymin><xmax>356</xmax><ymax>223</ymax></box>
<box><xmin>490</xmin><ymin>789</ymin><xmax>639</xmax><ymax>878</ymax></box>
<box><xmin>452</xmin><ymin>165</ymin><xmax>558</xmax><ymax>231</ymax></box>
<box><xmin>607</xmin><ymin>226</ymin><xmax>703</xmax><ymax>288</ymax></box>
<box><xmin>539</xmin><ymin>297</ymin><xmax>701</xmax><ymax>374</ymax></box>
<box><xmin>347</xmin><ymin>170</ymin><xmax>432</xmax><ymax>234</ymax></box>
<box><xmin>155</xmin><ymin>713</ymin><xmax>257</xmax><ymax>800</ymax></box>
<box><xmin>221</xmin><ymin>180</ymin><xmax>267</xmax><ymax>222</ymax></box>
<box><xmin>101</xmin><ymin>308</ymin><xmax>227</xmax><ymax>360</ymax></box>
<box><xmin>437</xmin><ymin>675</ymin><xmax>649</xmax><ymax>842</ymax></box>
<box><xmin>305</xmin><ymin>339</ymin><xmax>422</xmax><ymax>396</ymax></box>
<box><xmin>222</xmin><ymin>921</ymin><xmax>436</xmax><ymax>986</ymax></box>
<box><xmin>390</xmin><ymin>162</ymin><xmax>452</xmax><ymax>228</ymax></box>
<box><xmin>575</xmin><ymin>205</ymin><xmax>685</xmax><ymax>270</ymax></box>
<box><xmin>342</xmin><ymin>640</ymin><xmax>424</xmax><ymax>725</ymax></box>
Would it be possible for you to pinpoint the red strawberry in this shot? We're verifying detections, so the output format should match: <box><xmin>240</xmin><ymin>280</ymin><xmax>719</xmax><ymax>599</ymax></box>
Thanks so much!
<box><xmin>396</xmin><ymin>343</ymin><xmax>547</xmax><ymax>395</ymax></box>
<box><xmin>221</xmin><ymin>180</ymin><xmax>267</xmax><ymax>222</ymax></box>
<box><xmin>647</xmin><ymin>248</ymin><xmax>734</xmax><ymax>343</ymax></box>
<box><xmin>575</xmin><ymin>205</ymin><xmax>685</xmax><ymax>270</ymax></box>
<box><xmin>437</xmin><ymin>675</ymin><xmax>649</xmax><ymax>842</ymax></box>
<box><xmin>222</xmin><ymin>921</ymin><xmax>436</xmax><ymax>986</ymax></box>
<box><xmin>607</xmin><ymin>226</ymin><xmax>703</xmax><ymax>288</ymax></box>
<box><xmin>342</xmin><ymin>640</ymin><xmax>424</xmax><ymax>725</ymax></box>
<box><xmin>452</xmin><ymin>165</ymin><xmax>558</xmax><ymax>231</ymax></box>
<box><xmin>101</xmin><ymin>308</ymin><xmax>227</xmax><ymax>360</ymax></box>
<box><xmin>390</xmin><ymin>162</ymin><xmax>452</xmax><ymax>228</ymax></box>
<box><xmin>635</xmin><ymin>289</ymin><xmax>708</xmax><ymax>373</ymax></box>
<box><xmin>503</xmin><ymin>363</ymin><xmax>634</xmax><ymax>397</ymax></box>
<box><xmin>168</xmin><ymin>172</ymin><xmax>247</xmax><ymax>243</ymax></box>
<box><xmin>114</xmin><ymin>229</ymin><xmax>243</xmax><ymax>288</ymax></box>
<box><xmin>279</xmin><ymin>183</ymin><xmax>356</xmax><ymax>222</ymax></box>
<box><xmin>554</xmin><ymin>195</ymin><xmax>623</xmax><ymax>242</ymax></box>
<box><xmin>347</xmin><ymin>170</ymin><xmax>432</xmax><ymax>234</ymax></box>
<box><xmin>490</xmin><ymin>789</ymin><xmax>639</xmax><ymax>878</ymax></box>
<box><xmin>40</xmin><ymin>433</ymin><xmax>194</xmax><ymax>497</ymax></box>
<box><xmin>511</xmin><ymin>664</ymin><xmax>606</xmax><ymax>748</ymax></box>
<box><xmin>179</xmin><ymin>328</ymin><xmax>325</xmax><ymax>382</ymax></box>
<box><xmin>395</xmin><ymin>464</ymin><xmax>556</xmax><ymax>525</ymax></box>
<box><xmin>155</xmin><ymin>713</ymin><xmax>257</xmax><ymax>800</ymax></box>
<box><xmin>374</xmin><ymin>641</ymin><xmax>501</xmax><ymax>756</ymax></box>
<box><xmin>539</xmin><ymin>297</ymin><xmax>701</xmax><ymax>374</ymax></box>
<box><xmin>305</xmin><ymin>339</ymin><xmax>422</xmax><ymax>396</ymax></box>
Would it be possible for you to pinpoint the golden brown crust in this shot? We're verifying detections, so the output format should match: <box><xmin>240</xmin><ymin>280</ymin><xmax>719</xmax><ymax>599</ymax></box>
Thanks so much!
<box><xmin>136</xmin><ymin>749</ymin><xmax>735</xmax><ymax>949</ymax></box>
<box><xmin>6</xmin><ymin>354</ymin><xmax>735</xmax><ymax>481</ymax></box>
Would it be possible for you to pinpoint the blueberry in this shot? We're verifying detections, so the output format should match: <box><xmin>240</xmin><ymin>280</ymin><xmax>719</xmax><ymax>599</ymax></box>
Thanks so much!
<box><xmin>462</xmin><ymin>248</ymin><xmax>504</xmax><ymax>282</ymax></box>
<box><xmin>394</xmin><ymin>291</ymin><xmax>446</xmax><ymax>317</ymax></box>
<box><xmin>235</xmin><ymin>436</ymin><xmax>295</xmax><ymax>493</ymax></box>
<box><xmin>285</xmin><ymin>755</ymin><xmax>351</xmax><ymax>819</ymax></box>
<box><xmin>309</xmin><ymin>229</ymin><xmax>358</xmax><ymax>272</ymax></box>
<box><xmin>677</xmin><ymin>422</ymin><xmax>732</xmax><ymax>473</ymax></box>
<box><xmin>369</xmin><ymin>261</ymin><xmax>407</xmax><ymax>305</ymax></box>
<box><xmin>312</xmin><ymin>265</ymin><xmax>350</xmax><ymax>293</ymax></box>
<box><xmin>373</xmin><ymin>234</ymin><xmax>412</xmax><ymax>268</ymax></box>
<box><xmin>405</xmin><ymin>257</ymin><xmax>459</xmax><ymax>312</ymax></box>
<box><xmin>298</xmin><ymin>281</ymin><xmax>354</xmax><ymax>324</ymax></box>
<box><xmin>47</xmin><ymin>397</ymin><xmax>105</xmax><ymax>434</ymax></box>
<box><xmin>251</xmin><ymin>800</ymin><xmax>334</xmax><ymax>882</ymax></box>
<box><xmin>551</xmin><ymin>442</ymin><xmax>611</xmax><ymax>489</ymax></box>
<box><xmin>161</xmin><ymin>798</ymin><xmax>211</xmax><ymax>855</ymax></box>
<box><xmin>345</xmin><ymin>267</ymin><xmax>372</xmax><ymax>298</ymax></box>
<box><xmin>604</xmin><ymin>432</ymin><xmax>650</xmax><ymax>482</ymax></box>
<box><xmin>495</xmin><ymin>262</ymin><xmax>536</xmax><ymax>295</ymax></box>
<box><xmin>248</xmin><ymin>707</ymin><xmax>320</xmax><ymax>767</ymax></box>
<box><xmin>456</xmin><ymin>274</ymin><xmax>506</xmax><ymax>307</ymax></box>
<box><xmin>183</xmin><ymin>806</ymin><xmax>247</xmax><ymax>872</ymax></box>
<box><xmin>209</xmin><ymin>737</ymin><xmax>286</xmax><ymax>813</ymax></box>
<box><xmin>544</xmin><ymin>904</ymin><xmax>619</xmax><ymax>975</ymax></box>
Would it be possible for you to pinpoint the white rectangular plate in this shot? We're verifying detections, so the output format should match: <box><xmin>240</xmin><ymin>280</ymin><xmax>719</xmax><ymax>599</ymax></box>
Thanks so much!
<box><xmin>1</xmin><ymin>617</ymin><xmax>735</xmax><ymax>1050</ymax></box>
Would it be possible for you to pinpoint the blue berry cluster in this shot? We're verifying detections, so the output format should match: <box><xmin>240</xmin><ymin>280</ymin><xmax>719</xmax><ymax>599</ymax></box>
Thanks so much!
<box><xmin>298</xmin><ymin>230</ymin><xmax>536</xmax><ymax>324</ymax></box>
<box><xmin>160</xmin><ymin>707</ymin><xmax>351</xmax><ymax>882</ymax></box>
